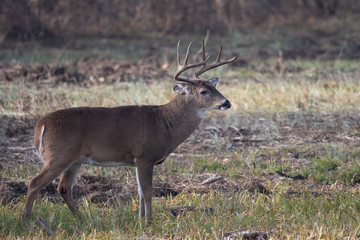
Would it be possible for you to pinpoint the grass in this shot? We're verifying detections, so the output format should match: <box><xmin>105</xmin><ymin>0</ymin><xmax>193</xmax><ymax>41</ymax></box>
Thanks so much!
<box><xmin>2</xmin><ymin>141</ymin><xmax>360</xmax><ymax>238</ymax></box>
<box><xmin>1</xmin><ymin>51</ymin><xmax>360</xmax><ymax>238</ymax></box>
<box><xmin>0</xmin><ymin>38</ymin><xmax>150</xmax><ymax>64</ymax></box>
<box><xmin>2</xmin><ymin>60</ymin><xmax>360</xmax><ymax>117</ymax></box>
<box><xmin>1</xmin><ymin>185</ymin><xmax>360</xmax><ymax>239</ymax></box>
<box><xmin>0</xmin><ymin>81</ymin><xmax>171</xmax><ymax>117</ymax></box>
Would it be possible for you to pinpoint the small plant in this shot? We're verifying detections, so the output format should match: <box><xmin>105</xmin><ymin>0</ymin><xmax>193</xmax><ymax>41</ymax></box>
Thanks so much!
<box><xmin>314</xmin><ymin>158</ymin><xmax>339</xmax><ymax>172</ymax></box>
<box><xmin>192</xmin><ymin>157</ymin><xmax>228</xmax><ymax>173</ymax></box>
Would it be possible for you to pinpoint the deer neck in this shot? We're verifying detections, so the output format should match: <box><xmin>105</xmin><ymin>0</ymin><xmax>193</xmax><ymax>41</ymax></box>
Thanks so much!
<box><xmin>161</xmin><ymin>95</ymin><xmax>202</xmax><ymax>148</ymax></box>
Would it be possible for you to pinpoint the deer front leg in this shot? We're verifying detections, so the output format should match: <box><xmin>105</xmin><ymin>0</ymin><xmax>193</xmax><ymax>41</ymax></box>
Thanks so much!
<box><xmin>135</xmin><ymin>161</ymin><xmax>154</xmax><ymax>218</ymax></box>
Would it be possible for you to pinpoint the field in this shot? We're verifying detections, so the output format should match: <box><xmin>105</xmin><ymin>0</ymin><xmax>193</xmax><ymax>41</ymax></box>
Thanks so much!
<box><xmin>1</xmin><ymin>34</ymin><xmax>360</xmax><ymax>239</ymax></box>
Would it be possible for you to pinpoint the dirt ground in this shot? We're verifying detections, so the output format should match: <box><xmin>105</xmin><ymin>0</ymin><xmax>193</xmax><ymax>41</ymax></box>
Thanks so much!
<box><xmin>0</xmin><ymin>55</ymin><xmax>169</xmax><ymax>86</ymax></box>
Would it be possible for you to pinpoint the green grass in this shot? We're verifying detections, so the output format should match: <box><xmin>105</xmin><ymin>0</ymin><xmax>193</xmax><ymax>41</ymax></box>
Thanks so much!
<box><xmin>2</xmin><ymin>138</ymin><xmax>360</xmax><ymax>238</ymax></box>
<box><xmin>1</xmin><ymin>188</ymin><xmax>360</xmax><ymax>239</ymax></box>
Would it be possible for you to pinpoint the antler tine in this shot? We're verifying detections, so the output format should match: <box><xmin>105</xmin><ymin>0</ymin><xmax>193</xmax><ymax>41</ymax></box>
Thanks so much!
<box><xmin>192</xmin><ymin>38</ymin><xmax>208</xmax><ymax>79</ymax></box>
<box><xmin>202</xmin><ymin>38</ymin><xmax>206</xmax><ymax>61</ymax></box>
<box><xmin>195</xmin><ymin>45</ymin><xmax>237</xmax><ymax>78</ymax></box>
<box><xmin>216</xmin><ymin>46</ymin><xmax>222</xmax><ymax>63</ymax></box>
<box><xmin>183</xmin><ymin>40</ymin><xmax>193</xmax><ymax>66</ymax></box>
<box><xmin>177</xmin><ymin>40</ymin><xmax>181</xmax><ymax>67</ymax></box>
<box><xmin>174</xmin><ymin>40</ymin><xmax>210</xmax><ymax>83</ymax></box>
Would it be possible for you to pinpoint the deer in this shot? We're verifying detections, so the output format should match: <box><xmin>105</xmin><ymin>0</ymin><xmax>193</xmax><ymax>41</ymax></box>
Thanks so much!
<box><xmin>22</xmin><ymin>39</ymin><xmax>236</xmax><ymax>222</ymax></box>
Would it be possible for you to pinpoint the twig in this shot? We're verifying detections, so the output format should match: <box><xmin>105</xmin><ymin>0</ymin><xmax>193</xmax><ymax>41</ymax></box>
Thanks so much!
<box><xmin>125</xmin><ymin>167</ymin><xmax>136</xmax><ymax>183</ymax></box>
<box><xmin>276</xmin><ymin>171</ymin><xmax>306</xmax><ymax>180</ymax></box>
<box><xmin>7</xmin><ymin>147</ymin><xmax>34</xmax><ymax>152</ymax></box>
<box><xmin>222</xmin><ymin>229</ymin><xmax>274</xmax><ymax>239</ymax></box>
<box><xmin>341</xmin><ymin>208</ymin><xmax>359</xmax><ymax>224</ymax></box>
<box><xmin>232</xmin><ymin>138</ymin><xmax>267</xmax><ymax>143</ymax></box>
<box><xmin>201</xmin><ymin>175</ymin><xmax>224</xmax><ymax>185</ymax></box>
<box><xmin>36</xmin><ymin>215</ymin><xmax>55</xmax><ymax>237</ymax></box>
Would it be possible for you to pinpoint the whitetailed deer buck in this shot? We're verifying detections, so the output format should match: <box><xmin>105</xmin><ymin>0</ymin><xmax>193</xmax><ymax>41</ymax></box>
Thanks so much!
<box><xmin>22</xmin><ymin>40</ymin><xmax>236</xmax><ymax>221</ymax></box>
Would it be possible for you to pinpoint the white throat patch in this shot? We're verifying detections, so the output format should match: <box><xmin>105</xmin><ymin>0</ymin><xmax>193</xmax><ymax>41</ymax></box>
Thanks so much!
<box><xmin>197</xmin><ymin>108</ymin><xmax>214</xmax><ymax>118</ymax></box>
<box><xmin>197</xmin><ymin>109</ymin><xmax>205</xmax><ymax>118</ymax></box>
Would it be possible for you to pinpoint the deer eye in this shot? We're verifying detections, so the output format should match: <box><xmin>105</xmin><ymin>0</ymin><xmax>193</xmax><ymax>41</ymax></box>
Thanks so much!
<box><xmin>200</xmin><ymin>90</ymin><xmax>209</xmax><ymax>96</ymax></box>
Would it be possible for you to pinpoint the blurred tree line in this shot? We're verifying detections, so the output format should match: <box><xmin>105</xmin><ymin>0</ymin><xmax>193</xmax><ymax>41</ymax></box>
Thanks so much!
<box><xmin>0</xmin><ymin>0</ymin><xmax>357</xmax><ymax>43</ymax></box>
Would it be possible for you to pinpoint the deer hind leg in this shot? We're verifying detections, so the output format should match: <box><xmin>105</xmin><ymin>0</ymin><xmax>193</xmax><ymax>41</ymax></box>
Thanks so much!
<box><xmin>135</xmin><ymin>162</ymin><xmax>154</xmax><ymax>218</ymax></box>
<box><xmin>57</xmin><ymin>162</ymin><xmax>82</xmax><ymax>218</ymax></box>
<box><xmin>23</xmin><ymin>163</ymin><xmax>67</xmax><ymax>222</ymax></box>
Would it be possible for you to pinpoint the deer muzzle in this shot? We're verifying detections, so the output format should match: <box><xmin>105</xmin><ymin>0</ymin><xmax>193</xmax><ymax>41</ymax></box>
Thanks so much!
<box><xmin>220</xmin><ymin>99</ymin><xmax>231</xmax><ymax>110</ymax></box>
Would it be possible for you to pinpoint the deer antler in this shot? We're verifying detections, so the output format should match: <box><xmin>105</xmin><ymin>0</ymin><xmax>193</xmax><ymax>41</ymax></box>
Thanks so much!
<box><xmin>194</xmin><ymin>38</ymin><xmax>237</xmax><ymax>78</ymax></box>
<box><xmin>174</xmin><ymin>39</ymin><xmax>237</xmax><ymax>83</ymax></box>
<box><xmin>174</xmin><ymin>40</ymin><xmax>209</xmax><ymax>83</ymax></box>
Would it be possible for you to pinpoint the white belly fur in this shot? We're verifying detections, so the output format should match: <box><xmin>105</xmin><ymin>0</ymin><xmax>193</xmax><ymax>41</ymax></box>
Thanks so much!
<box><xmin>82</xmin><ymin>157</ymin><xmax>132</xmax><ymax>167</ymax></box>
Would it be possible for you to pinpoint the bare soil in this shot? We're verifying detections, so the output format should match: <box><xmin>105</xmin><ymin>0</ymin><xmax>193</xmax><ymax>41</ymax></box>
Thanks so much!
<box><xmin>0</xmin><ymin>56</ymin><xmax>169</xmax><ymax>86</ymax></box>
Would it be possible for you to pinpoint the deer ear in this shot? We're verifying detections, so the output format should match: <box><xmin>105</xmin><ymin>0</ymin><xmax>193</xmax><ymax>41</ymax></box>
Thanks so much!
<box><xmin>207</xmin><ymin>77</ymin><xmax>218</xmax><ymax>87</ymax></box>
<box><xmin>173</xmin><ymin>83</ymin><xmax>188</xmax><ymax>95</ymax></box>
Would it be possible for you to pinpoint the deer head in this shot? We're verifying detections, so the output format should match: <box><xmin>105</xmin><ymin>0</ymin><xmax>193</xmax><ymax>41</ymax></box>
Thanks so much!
<box><xmin>172</xmin><ymin>39</ymin><xmax>236</xmax><ymax>117</ymax></box>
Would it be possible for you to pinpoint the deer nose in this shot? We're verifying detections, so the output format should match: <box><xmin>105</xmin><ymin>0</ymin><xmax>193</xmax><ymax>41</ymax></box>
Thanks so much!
<box><xmin>222</xmin><ymin>100</ymin><xmax>231</xmax><ymax>109</ymax></box>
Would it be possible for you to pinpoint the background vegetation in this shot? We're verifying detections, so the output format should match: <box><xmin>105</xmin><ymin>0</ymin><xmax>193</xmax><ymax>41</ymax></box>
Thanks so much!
<box><xmin>1</xmin><ymin>0</ymin><xmax>359</xmax><ymax>41</ymax></box>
